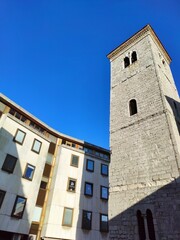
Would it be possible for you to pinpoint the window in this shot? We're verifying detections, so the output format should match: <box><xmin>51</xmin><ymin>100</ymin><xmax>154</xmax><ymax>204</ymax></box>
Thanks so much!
<box><xmin>67</xmin><ymin>178</ymin><xmax>76</xmax><ymax>192</ymax></box>
<box><xmin>101</xmin><ymin>186</ymin><xmax>108</xmax><ymax>200</ymax></box>
<box><xmin>86</xmin><ymin>159</ymin><xmax>94</xmax><ymax>172</ymax></box>
<box><xmin>9</xmin><ymin>108</ymin><xmax>27</xmax><ymax>123</ymax></box>
<box><xmin>11</xmin><ymin>196</ymin><xmax>27</xmax><ymax>218</ymax></box>
<box><xmin>137</xmin><ymin>210</ymin><xmax>146</xmax><ymax>240</ymax></box>
<box><xmin>100</xmin><ymin>214</ymin><xmax>108</xmax><ymax>232</ymax></box>
<box><xmin>124</xmin><ymin>57</ymin><xmax>130</xmax><ymax>68</ymax></box>
<box><xmin>1</xmin><ymin>154</ymin><xmax>17</xmax><ymax>173</ymax></box>
<box><xmin>0</xmin><ymin>190</ymin><xmax>6</xmax><ymax>208</ymax></box>
<box><xmin>146</xmin><ymin>209</ymin><xmax>156</xmax><ymax>240</ymax></box>
<box><xmin>84</xmin><ymin>182</ymin><xmax>93</xmax><ymax>196</ymax></box>
<box><xmin>62</xmin><ymin>207</ymin><xmax>73</xmax><ymax>227</ymax></box>
<box><xmin>101</xmin><ymin>164</ymin><xmax>108</xmax><ymax>176</ymax></box>
<box><xmin>82</xmin><ymin>210</ymin><xmax>92</xmax><ymax>230</ymax></box>
<box><xmin>31</xmin><ymin>139</ymin><xmax>42</xmax><ymax>154</ymax></box>
<box><xmin>14</xmin><ymin>129</ymin><xmax>26</xmax><ymax>145</ymax></box>
<box><xmin>23</xmin><ymin>164</ymin><xmax>35</xmax><ymax>180</ymax></box>
<box><xmin>131</xmin><ymin>51</ymin><xmax>137</xmax><ymax>63</ymax></box>
<box><xmin>70</xmin><ymin>154</ymin><xmax>79</xmax><ymax>167</ymax></box>
<box><xmin>40</xmin><ymin>181</ymin><xmax>47</xmax><ymax>189</ymax></box>
<box><xmin>129</xmin><ymin>99</ymin><xmax>137</xmax><ymax>116</ymax></box>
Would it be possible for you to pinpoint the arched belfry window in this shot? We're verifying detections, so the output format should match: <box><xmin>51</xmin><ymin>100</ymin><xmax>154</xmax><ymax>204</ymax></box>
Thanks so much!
<box><xmin>146</xmin><ymin>209</ymin><xmax>156</xmax><ymax>240</ymax></box>
<box><xmin>131</xmin><ymin>51</ymin><xmax>137</xmax><ymax>63</ymax></box>
<box><xmin>124</xmin><ymin>57</ymin><xmax>130</xmax><ymax>68</ymax></box>
<box><xmin>129</xmin><ymin>99</ymin><xmax>137</xmax><ymax>116</ymax></box>
<box><xmin>137</xmin><ymin>210</ymin><xmax>146</xmax><ymax>240</ymax></box>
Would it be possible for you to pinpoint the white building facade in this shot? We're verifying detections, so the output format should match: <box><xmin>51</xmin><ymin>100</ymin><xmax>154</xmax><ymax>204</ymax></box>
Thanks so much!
<box><xmin>0</xmin><ymin>94</ymin><xmax>110</xmax><ymax>240</ymax></box>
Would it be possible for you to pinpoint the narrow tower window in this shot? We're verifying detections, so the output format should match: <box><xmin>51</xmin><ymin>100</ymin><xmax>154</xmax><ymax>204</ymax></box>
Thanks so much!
<box><xmin>146</xmin><ymin>209</ymin><xmax>156</xmax><ymax>240</ymax></box>
<box><xmin>137</xmin><ymin>210</ymin><xmax>146</xmax><ymax>240</ymax></box>
<box><xmin>129</xmin><ymin>99</ymin><xmax>137</xmax><ymax>116</ymax></box>
<box><xmin>124</xmin><ymin>57</ymin><xmax>130</xmax><ymax>68</ymax></box>
<box><xmin>131</xmin><ymin>51</ymin><xmax>137</xmax><ymax>63</ymax></box>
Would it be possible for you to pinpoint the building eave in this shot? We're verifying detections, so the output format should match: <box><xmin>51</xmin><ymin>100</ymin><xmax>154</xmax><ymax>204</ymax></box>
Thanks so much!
<box><xmin>107</xmin><ymin>24</ymin><xmax>171</xmax><ymax>64</ymax></box>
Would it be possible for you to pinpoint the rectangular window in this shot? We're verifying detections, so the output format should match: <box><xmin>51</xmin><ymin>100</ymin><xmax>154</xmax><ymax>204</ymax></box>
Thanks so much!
<box><xmin>86</xmin><ymin>159</ymin><xmax>94</xmax><ymax>172</ymax></box>
<box><xmin>84</xmin><ymin>182</ymin><xmax>93</xmax><ymax>197</ymax></box>
<box><xmin>40</xmin><ymin>181</ymin><xmax>47</xmax><ymax>189</ymax></box>
<box><xmin>82</xmin><ymin>210</ymin><xmax>92</xmax><ymax>230</ymax></box>
<box><xmin>100</xmin><ymin>214</ymin><xmax>108</xmax><ymax>232</ymax></box>
<box><xmin>67</xmin><ymin>178</ymin><xmax>76</xmax><ymax>192</ymax></box>
<box><xmin>11</xmin><ymin>196</ymin><xmax>27</xmax><ymax>218</ymax></box>
<box><xmin>0</xmin><ymin>190</ymin><xmax>6</xmax><ymax>208</ymax></box>
<box><xmin>62</xmin><ymin>207</ymin><xmax>73</xmax><ymax>227</ymax></box>
<box><xmin>101</xmin><ymin>186</ymin><xmax>108</xmax><ymax>200</ymax></box>
<box><xmin>101</xmin><ymin>164</ymin><xmax>108</xmax><ymax>176</ymax></box>
<box><xmin>1</xmin><ymin>154</ymin><xmax>17</xmax><ymax>173</ymax></box>
<box><xmin>23</xmin><ymin>164</ymin><xmax>35</xmax><ymax>180</ymax></box>
<box><xmin>14</xmin><ymin>129</ymin><xmax>26</xmax><ymax>145</ymax></box>
<box><xmin>31</xmin><ymin>139</ymin><xmax>42</xmax><ymax>154</ymax></box>
<box><xmin>70</xmin><ymin>154</ymin><xmax>79</xmax><ymax>167</ymax></box>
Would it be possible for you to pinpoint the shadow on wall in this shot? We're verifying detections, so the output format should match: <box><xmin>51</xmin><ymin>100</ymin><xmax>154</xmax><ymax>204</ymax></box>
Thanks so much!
<box><xmin>165</xmin><ymin>96</ymin><xmax>180</xmax><ymax>134</ymax></box>
<box><xmin>0</xmin><ymin>128</ymin><xmax>30</xmax><ymax>240</ymax></box>
<box><xmin>109</xmin><ymin>177</ymin><xmax>180</xmax><ymax>240</ymax></box>
<box><xmin>75</xmin><ymin>152</ymin><xmax>109</xmax><ymax>240</ymax></box>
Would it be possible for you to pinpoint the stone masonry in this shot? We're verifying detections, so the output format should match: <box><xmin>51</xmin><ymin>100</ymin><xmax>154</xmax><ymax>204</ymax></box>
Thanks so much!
<box><xmin>107</xmin><ymin>25</ymin><xmax>180</xmax><ymax>239</ymax></box>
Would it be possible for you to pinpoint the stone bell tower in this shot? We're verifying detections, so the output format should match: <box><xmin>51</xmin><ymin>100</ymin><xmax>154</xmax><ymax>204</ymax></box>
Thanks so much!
<box><xmin>107</xmin><ymin>25</ymin><xmax>180</xmax><ymax>239</ymax></box>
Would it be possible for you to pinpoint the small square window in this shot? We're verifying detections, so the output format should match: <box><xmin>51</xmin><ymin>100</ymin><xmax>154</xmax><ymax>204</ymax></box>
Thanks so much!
<box><xmin>14</xmin><ymin>129</ymin><xmax>26</xmax><ymax>145</ymax></box>
<box><xmin>23</xmin><ymin>164</ymin><xmax>35</xmax><ymax>180</ymax></box>
<box><xmin>62</xmin><ymin>207</ymin><xmax>73</xmax><ymax>227</ymax></box>
<box><xmin>86</xmin><ymin>159</ymin><xmax>94</xmax><ymax>172</ymax></box>
<box><xmin>1</xmin><ymin>154</ymin><xmax>17</xmax><ymax>173</ymax></box>
<box><xmin>70</xmin><ymin>154</ymin><xmax>79</xmax><ymax>167</ymax></box>
<box><xmin>11</xmin><ymin>196</ymin><xmax>27</xmax><ymax>219</ymax></box>
<box><xmin>101</xmin><ymin>164</ymin><xmax>108</xmax><ymax>176</ymax></box>
<box><xmin>31</xmin><ymin>139</ymin><xmax>42</xmax><ymax>154</ymax></box>
<box><xmin>40</xmin><ymin>181</ymin><xmax>47</xmax><ymax>189</ymax></box>
<box><xmin>67</xmin><ymin>178</ymin><xmax>76</xmax><ymax>192</ymax></box>
<box><xmin>100</xmin><ymin>214</ymin><xmax>108</xmax><ymax>232</ymax></box>
<box><xmin>84</xmin><ymin>182</ymin><xmax>93</xmax><ymax>197</ymax></box>
<box><xmin>82</xmin><ymin>210</ymin><xmax>92</xmax><ymax>230</ymax></box>
<box><xmin>101</xmin><ymin>186</ymin><xmax>108</xmax><ymax>200</ymax></box>
<box><xmin>0</xmin><ymin>190</ymin><xmax>6</xmax><ymax>208</ymax></box>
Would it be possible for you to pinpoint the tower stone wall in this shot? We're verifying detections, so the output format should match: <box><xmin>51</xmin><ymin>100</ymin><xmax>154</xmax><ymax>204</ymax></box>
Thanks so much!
<box><xmin>108</xmin><ymin>25</ymin><xmax>180</xmax><ymax>239</ymax></box>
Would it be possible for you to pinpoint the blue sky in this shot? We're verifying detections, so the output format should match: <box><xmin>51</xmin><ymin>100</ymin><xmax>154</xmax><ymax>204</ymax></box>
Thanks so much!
<box><xmin>0</xmin><ymin>0</ymin><xmax>179</xmax><ymax>149</ymax></box>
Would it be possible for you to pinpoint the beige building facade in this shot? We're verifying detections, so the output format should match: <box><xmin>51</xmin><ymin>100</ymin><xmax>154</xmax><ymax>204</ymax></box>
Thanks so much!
<box><xmin>0</xmin><ymin>94</ymin><xmax>110</xmax><ymax>240</ymax></box>
<box><xmin>108</xmin><ymin>25</ymin><xmax>180</xmax><ymax>239</ymax></box>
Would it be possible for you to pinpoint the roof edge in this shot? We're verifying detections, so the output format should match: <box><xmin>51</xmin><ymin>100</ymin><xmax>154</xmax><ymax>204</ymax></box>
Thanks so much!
<box><xmin>107</xmin><ymin>24</ymin><xmax>171</xmax><ymax>63</ymax></box>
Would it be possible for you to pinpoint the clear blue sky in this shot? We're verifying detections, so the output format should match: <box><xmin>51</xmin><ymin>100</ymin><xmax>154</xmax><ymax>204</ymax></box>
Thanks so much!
<box><xmin>0</xmin><ymin>0</ymin><xmax>179</xmax><ymax>149</ymax></box>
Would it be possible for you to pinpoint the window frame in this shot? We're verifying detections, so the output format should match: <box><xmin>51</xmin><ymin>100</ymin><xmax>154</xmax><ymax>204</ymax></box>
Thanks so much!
<box><xmin>101</xmin><ymin>164</ymin><xmax>108</xmax><ymax>176</ymax></box>
<box><xmin>100</xmin><ymin>214</ymin><xmax>109</xmax><ymax>232</ymax></box>
<box><xmin>11</xmin><ymin>195</ymin><xmax>27</xmax><ymax>219</ymax></box>
<box><xmin>81</xmin><ymin>210</ymin><xmax>92</xmax><ymax>230</ymax></box>
<box><xmin>86</xmin><ymin>159</ymin><xmax>94</xmax><ymax>172</ymax></box>
<box><xmin>23</xmin><ymin>163</ymin><xmax>35</xmax><ymax>181</ymax></box>
<box><xmin>100</xmin><ymin>186</ymin><xmax>108</xmax><ymax>200</ymax></box>
<box><xmin>67</xmin><ymin>178</ymin><xmax>77</xmax><ymax>193</ymax></box>
<box><xmin>62</xmin><ymin>207</ymin><xmax>74</xmax><ymax>227</ymax></box>
<box><xmin>13</xmin><ymin>129</ymin><xmax>26</xmax><ymax>145</ymax></box>
<box><xmin>70</xmin><ymin>154</ymin><xmax>79</xmax><ymax>168</ymax></box>
<box><xmin>0</xmin><ymin>190</ymin><xmax>6</xmax><ymax>208</ymax></box>
<box><xmin>84</xmin><ymin>182</ymin><xmax>93</xmax><ymax>197</ymax></box>
<box><xmin>1</xmin><ymin>154</ymin><xmax>18</xmax><ymax>174</ymax></box>
<box><xmin>31</xmin><ymin>139</ymin><xmax>42</xmax><ymax>154</ymax></box>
